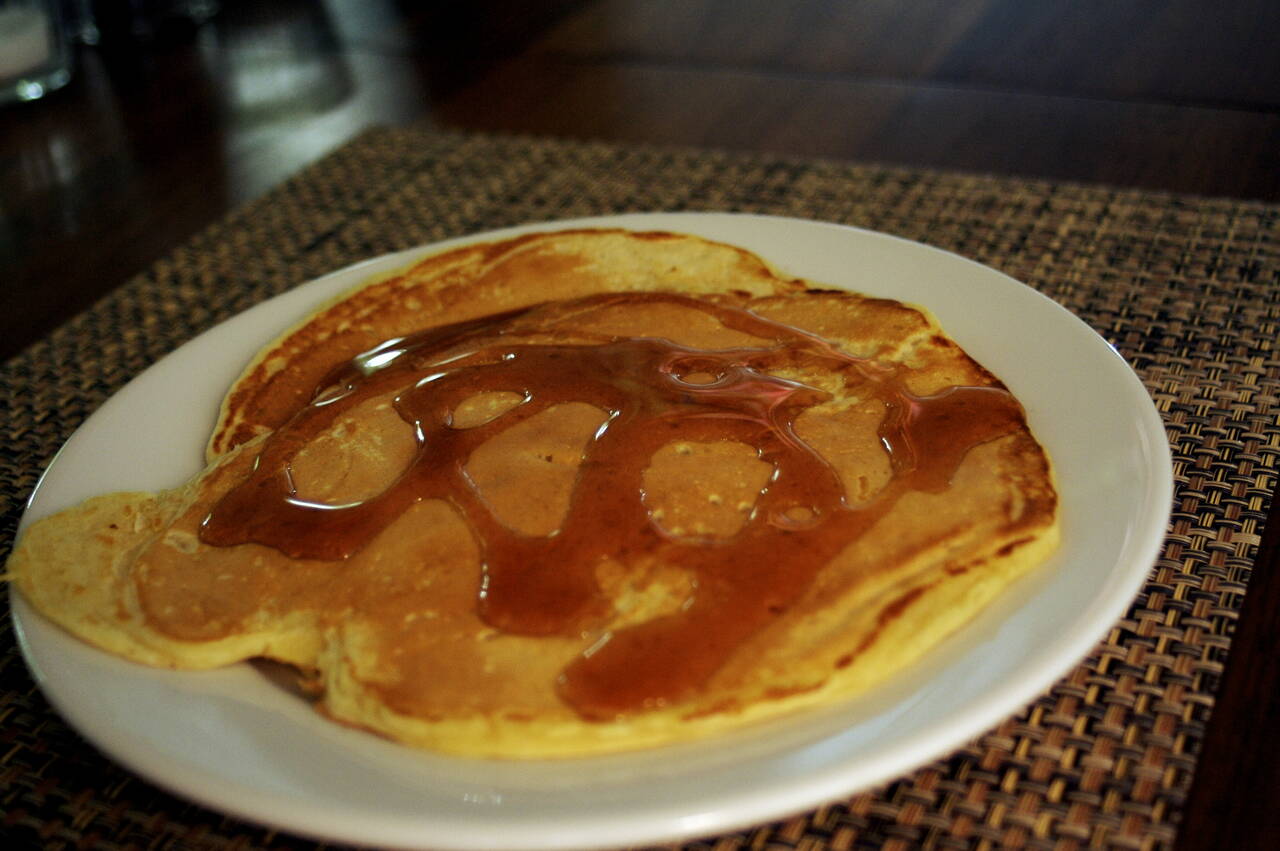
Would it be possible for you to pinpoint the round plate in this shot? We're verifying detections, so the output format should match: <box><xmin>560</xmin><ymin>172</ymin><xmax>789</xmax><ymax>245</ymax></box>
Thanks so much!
<box><xmin>11</xmin><ymin>213</ymin><xmax>1172</xmax><ymax>850</ymax></box>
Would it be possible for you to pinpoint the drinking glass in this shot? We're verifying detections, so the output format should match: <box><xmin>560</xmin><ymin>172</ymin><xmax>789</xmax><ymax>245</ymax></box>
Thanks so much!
<box><xmin>0</xmin><ymin>0</ymin><xmax>72</xmax><ymax>105</ymax></box>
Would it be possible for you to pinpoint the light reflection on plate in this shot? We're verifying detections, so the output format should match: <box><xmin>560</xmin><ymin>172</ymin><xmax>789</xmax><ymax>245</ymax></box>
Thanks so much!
<box><xmin>11</xmin><ymin>213</ymin><xmax>1171</xmax><ymax>850</ymax></box>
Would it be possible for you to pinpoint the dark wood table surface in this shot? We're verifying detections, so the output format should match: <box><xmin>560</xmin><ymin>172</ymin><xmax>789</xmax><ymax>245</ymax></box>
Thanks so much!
<box><xmin>2</xmin><ymin>2</ymin><xmax>1277</xmax><ymax>847</ymax></box>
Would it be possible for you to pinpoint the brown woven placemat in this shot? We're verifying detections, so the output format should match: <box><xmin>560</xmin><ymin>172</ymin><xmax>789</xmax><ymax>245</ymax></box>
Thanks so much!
<box><xmin>2</xmin><ymin>128</ymin><xmax>1277</xmax><ymax>850</ymax></box>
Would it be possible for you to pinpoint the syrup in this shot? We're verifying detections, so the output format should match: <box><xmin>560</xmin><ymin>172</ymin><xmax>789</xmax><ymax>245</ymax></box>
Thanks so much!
<box><xmin>201</xmin><ymin>293</ymin><xmax>1023</xmax><ymax>718</ymax></box>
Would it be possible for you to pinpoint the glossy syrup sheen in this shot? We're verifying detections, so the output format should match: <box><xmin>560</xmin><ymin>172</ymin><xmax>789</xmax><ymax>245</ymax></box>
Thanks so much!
<box><xmin>200</xmin><ymin>293</ymin><xmax>1024</xmax><ymax>719</ymax></box>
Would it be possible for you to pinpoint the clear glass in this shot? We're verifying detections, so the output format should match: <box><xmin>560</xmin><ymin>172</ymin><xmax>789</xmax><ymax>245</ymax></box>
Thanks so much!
<box><xmin>0</xmin><ymin>0</ymin><xmax>72</xmax><ymax>105</ymax></box>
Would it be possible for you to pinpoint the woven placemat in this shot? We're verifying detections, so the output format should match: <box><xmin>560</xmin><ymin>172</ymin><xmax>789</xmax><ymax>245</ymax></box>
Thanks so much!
<box><xmin>2</xmin><ymin>128</ymin><xmax>1277</xmax><ymax>850</ymax></box>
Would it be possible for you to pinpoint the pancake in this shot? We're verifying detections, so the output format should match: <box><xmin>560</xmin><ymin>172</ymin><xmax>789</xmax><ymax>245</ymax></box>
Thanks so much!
<box><xmin>208</xmin><ymin>229</ymin><xmax>810</xmax><ymax>461</ymax></box>
<box><xmin>7</xmin><ymin>229</ymin><xmax>1058</xmax><ymax>758</ymax></box>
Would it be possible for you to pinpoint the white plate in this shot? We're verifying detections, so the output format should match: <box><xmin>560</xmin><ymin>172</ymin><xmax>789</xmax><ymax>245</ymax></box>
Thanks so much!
<box><xmin>11</xmin><ymin>213</ymin><xmax>1172</xmax><ymax>850</ymax></box>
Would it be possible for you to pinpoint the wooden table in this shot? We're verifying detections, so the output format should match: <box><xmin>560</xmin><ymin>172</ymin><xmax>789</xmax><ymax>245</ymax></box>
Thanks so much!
<box><xmin>2</xmin><ymin>2</ymin><xmax>1276</xmax><ymax>847</ymax></box>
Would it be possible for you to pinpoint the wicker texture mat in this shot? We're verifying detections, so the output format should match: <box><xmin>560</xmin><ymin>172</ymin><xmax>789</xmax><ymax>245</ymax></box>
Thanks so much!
<box><xmin>2</xmin><ymin>128</ymin><xmax>1277</xmax><ymax>850</ymax></box>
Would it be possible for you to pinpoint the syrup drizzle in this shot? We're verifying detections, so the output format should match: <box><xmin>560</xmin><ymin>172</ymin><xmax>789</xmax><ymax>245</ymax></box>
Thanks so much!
<box><xmin>200</xmin><ymin>293</ymin><xmax>1024</xmax><ymax>719</ymax></box>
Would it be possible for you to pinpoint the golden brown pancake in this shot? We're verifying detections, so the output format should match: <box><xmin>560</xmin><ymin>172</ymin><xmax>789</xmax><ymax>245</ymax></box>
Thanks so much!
<box><xmin>208</xmin><ymin>229</ymin><xmax>811</xmax><ymax>461</ymax></box>
<box><xmin>7</xmin><ymin>229</ymin><xmax>1058</xmax><ymax>757</ymax></box>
